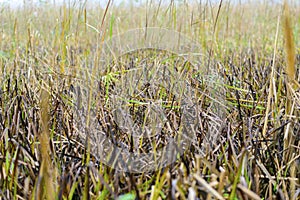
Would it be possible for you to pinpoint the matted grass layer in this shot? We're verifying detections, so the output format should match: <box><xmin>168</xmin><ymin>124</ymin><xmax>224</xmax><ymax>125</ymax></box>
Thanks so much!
<box><xmin>0</xmin><ymin>1</ymin><xmax>299</xmax><ymax>199</ymax></box>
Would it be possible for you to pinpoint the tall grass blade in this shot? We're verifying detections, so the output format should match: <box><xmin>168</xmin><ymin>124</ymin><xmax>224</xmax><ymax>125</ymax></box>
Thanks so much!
<box><xmin>38</xmin><ymin>89</ymin><xmax>56</xmax><ymax>199</ymax></box>
<box><xmin>283</xmin><ymin>0</ymin><xmax>296</xmax><ymax>82</ymax></box>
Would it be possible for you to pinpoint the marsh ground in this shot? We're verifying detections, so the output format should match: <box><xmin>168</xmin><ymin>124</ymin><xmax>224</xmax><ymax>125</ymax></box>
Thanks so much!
<box><xmin>0</xmin><ymin>0</ymin><xmax>299</xmax><ymax>199</ymax></box>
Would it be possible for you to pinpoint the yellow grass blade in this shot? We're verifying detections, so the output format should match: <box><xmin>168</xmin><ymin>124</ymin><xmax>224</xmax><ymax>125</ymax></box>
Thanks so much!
<box><xmin>283</xmin><ymin>0</ymin><xmax>296</xmax><ymax>82</ymax></box>
<box><xmin>193</xmin><ymin>174</ymin><xmax>225</xmax><ymax>200</ymax></box>
<box><xmin>38</xmin><ymin>89</ymin><xmax>56</xmax><ymax>199</ymax></box>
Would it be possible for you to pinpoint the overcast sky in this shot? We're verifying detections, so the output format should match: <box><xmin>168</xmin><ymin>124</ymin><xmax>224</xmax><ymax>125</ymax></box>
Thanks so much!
<box><xmin>0</xmin><ymin>0</ymin><xmax>286</xmax><ymax>8</ymax></box>
<box><xmin>2</xmin><ymin>0</ymin><xmax>143</xmax><ymax>7</ymax></box>
<box><xmin>4</xmin><ymin>0</ymin><xmax>151</xmax><ymax>8</ymax></box>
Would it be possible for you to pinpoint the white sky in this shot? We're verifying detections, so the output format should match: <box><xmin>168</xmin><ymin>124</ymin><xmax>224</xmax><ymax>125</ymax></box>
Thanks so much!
<box><xmin>1</xmin><ymin>0</ymin><xmax>139</xmax><ymax>7</ymax></box>
<box><xmin>0</xmin><ymin>0</ymin><xmax>287</xmax><ymax>8</ymax></box>
<box><xmin>1</xmin><ymin>0</ymin><xmax>106</xmax><ymax>7</ymax></box>
<box><xmin>0</xmin><ymin>0</ymin><xmax>190</xmax><ymax>8</ymax></box>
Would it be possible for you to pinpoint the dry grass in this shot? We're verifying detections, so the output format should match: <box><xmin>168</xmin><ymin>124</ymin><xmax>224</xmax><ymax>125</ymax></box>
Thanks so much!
<box><xmin>0</xmin><ymin>0</ymin><xmax>299</xmax><ymax>199</ymax></box>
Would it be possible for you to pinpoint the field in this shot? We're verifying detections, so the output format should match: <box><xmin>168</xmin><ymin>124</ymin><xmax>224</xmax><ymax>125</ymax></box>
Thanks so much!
<box><xmin>0</xmin><ymin>0</ymin><xmax>299</xmax><ymax>199</ymax></box>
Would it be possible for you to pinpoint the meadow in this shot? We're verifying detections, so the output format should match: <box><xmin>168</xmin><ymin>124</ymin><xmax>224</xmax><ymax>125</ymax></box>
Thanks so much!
<box><xmin>0</xmin><ymin>0</ymin><xmax>299</xmax><ymax>199</ymax></box>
